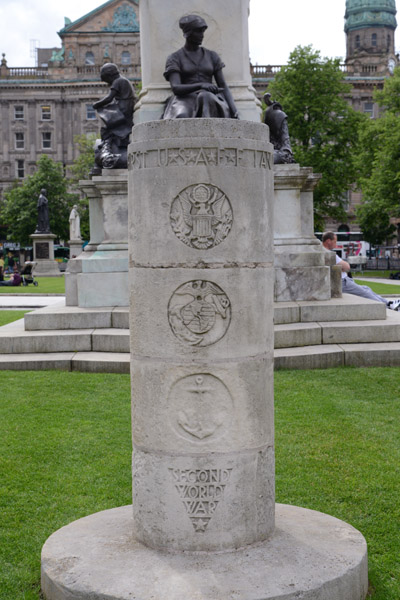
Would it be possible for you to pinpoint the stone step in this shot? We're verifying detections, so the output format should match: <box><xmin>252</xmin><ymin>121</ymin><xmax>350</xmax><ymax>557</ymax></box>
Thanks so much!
<box><xmin>274</xmin><ymin>295</ymin><xmax>387</xmax><ymax>324</ymax></box>
<box><xmin>275</xmin><ymin>310</ymin><xmax>400</xmax><ymax>348</ymax></box>
<box><xmin>0</xmin><ymin>320</ymin><xmax>94</xmax><ymax>354</ymax></box>
<box><xmin>24</xmin><ymin>295</ymin><xmax>386</xmax><ymax>331</ymax></box>
<box><xmin>3</xmin><ymin>311</ymin><xmax>400</xmax><ymax>356</ymax></box>
<box><xmin>0</xmin><ymin>352</ymin><xmax>130</xmax><ymax>373</ymax></box>
<box><xmin>24</xmin><ymin>306</ymin><xmax>129</xmax><ymax>331</ymax></box>
<box><xmin>1</xmin><ymin>343</ymin><xmax>400</xmax><ymax>372</ymax></box>
<box><xmin>275</xmin><ymin>342</ymin><xmax>400</xmax><ymax>370</ymax></box>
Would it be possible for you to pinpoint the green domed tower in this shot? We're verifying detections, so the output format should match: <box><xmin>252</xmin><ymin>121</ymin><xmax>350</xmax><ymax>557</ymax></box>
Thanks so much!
<box><xmin>345</xmin><ymin>0</ymin><xmax>397</xmax><ymax>71</ymax></box>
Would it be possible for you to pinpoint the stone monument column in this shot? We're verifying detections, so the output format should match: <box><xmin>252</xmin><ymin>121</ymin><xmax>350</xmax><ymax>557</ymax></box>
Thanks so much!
<box><xmin>135</xmin><ymin>0</ymin><xmax>261</xmax><ymax>123</ymax></box>
<box><xmin>129</xmin><ymin>119</ymin><xmax>275</xmax><ymax>551</ymax></box>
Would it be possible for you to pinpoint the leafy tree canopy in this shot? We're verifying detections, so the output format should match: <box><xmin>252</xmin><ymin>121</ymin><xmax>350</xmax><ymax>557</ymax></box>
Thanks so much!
<box><xmin>0</xmin><ymin>155</ymin><xmax>77</xmax><ymax>246</ymax></box>
<box><xmin>267</xmin><ymin>45</ymin><xmax>365</xmax><ymax>230</ymax></box>
<box><xmin>356</xmin><ymin>67</ymin><xmax>400</xmax><ymax>245</ymax></box>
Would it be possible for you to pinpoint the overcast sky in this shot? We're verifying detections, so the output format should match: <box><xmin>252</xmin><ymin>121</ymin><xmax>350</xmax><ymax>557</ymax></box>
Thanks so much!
<box><xmin>0</xmin><ymin>0</ymin><xmax>349</xmax><ymax>68</ymax></box>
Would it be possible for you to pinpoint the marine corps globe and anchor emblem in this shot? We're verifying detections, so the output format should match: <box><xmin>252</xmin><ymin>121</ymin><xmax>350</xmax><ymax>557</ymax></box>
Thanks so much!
<box><xmin>170</xmin><ymin>183</ymin><xmax>233</xmax><ymax>249</ymax></box>
<box><xmin>168</xmin><ymin>280</ymin><xmax>231</xmax><ymax>347</ymax></box>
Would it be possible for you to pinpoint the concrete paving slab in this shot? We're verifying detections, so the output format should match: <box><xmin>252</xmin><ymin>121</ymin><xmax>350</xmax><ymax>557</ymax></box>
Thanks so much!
<box><xmin>0</xmin><ymin>295</ymin><xmax>65</xmax><ymax>309</ymax></box>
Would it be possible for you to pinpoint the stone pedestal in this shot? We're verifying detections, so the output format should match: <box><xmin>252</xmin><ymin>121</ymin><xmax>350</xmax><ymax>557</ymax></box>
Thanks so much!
<box><xmin>135</xmin><ymin>0</ymin><xmax>261</xmax><ymax>123</ymax></box>
<box><xmin>65</xmin><ymin>170</ymin><xmax>129</xmax><ymax>307</ymax></box>
<box><xmin>30</xmin><ymin>233</ymin><xmax>60</xmax><ymax>276</ymax></box>
<box><xmin>274</xmin><ymin>164</ymin><xmax>331</xmax><ymax>301</ymax></box>
<box><xmin>68</xmin><ymin>239</ymin><xmax>82</xmax><ymax>259</ymax></box>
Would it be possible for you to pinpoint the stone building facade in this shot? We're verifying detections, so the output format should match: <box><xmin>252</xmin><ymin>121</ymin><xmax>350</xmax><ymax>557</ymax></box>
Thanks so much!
<box><xmin>0</xmin><ymin>0</ymin><xmax>140</xmax><ymax>200</ymax></box>
<box><xmin>0</xmin><ymin>0</ymin><xmax>398</xmax><ymax>242</ymax></box>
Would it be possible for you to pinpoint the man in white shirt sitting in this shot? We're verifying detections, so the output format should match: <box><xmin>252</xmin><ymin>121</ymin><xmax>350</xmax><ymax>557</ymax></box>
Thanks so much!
<box><xmin>322</xmin><ymin>231</ymin><xmax>400</xmax><ymax>310</ymax></box>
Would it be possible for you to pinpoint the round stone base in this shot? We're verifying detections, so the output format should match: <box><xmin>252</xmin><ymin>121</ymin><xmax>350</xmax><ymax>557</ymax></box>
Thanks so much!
<box><xmin>41</xmin><ymin>504</ymin><xmax>368</xmax><ymax>600</ymax></box>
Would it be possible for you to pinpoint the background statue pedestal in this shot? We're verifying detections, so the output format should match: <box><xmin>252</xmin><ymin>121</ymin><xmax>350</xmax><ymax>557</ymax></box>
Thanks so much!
<box><xmin>65</xmin><ymin>170</ymin><xmax>128</xmax><ymax>307</ymax></box>
<box><xmin>68</xmin><ymin>239</ymin><xmax>83</xmax><ymax>260</ymax></box>
<box><xmin>30</xmin><ymin>233</ymin><xmax>60</xmax><ymax>277</ymax></box>
<box><xmin>273</xmin><ymin>164</ymin><xmax>330</xmax><ymax>301</ymax></box>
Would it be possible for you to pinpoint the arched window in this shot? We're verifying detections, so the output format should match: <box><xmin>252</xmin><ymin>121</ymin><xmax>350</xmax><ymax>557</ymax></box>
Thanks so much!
<box><xmin>355</xmin><ymin>35</ymin><xmax>360</xmax><ymax>49</ymax></box>
<box><xmin>371</xmin><ymin>33</ymin><xmax>377</xmax><ymax>47</ymax></box>
<box><xmin>121</xmin><ymin>51</ymin><xmax>131</xmax><ymax>65</ymax></box>
<box><xmin>85</xmin><ymin>51</ymin><xmax>95</xmax><ymax>65</ymax></box>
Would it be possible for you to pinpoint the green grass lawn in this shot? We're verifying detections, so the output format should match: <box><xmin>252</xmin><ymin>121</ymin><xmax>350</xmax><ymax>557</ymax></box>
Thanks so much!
<box><xmin>0</xmin><ymin>277</ymin><xmax>65</xmax><ymax>294</ymax></box>
<box><xmin>357</xmin><ymin>270</ymin><xmax>400</xmax><ymax>279</ymax></box>
<box><xmin>354</xmin><ymin>279</ymin><xmax>400</xmax><ymax>295</ymax></box>
<box><xmin>0</xmin><ymin>368</ymin><xmax>399</xmax><ymax>599</ymax></box>
<box><xmin>0</xmin><ymin>311</ymin><xmax>29</xmax><ymax>327</ymax></box>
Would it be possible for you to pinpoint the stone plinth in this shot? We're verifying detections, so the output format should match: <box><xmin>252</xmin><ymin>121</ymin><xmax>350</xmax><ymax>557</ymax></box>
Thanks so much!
<box><xmin>41</xmin><ymin>504</ymin><xmax>368</xmax><ymax>600</ymax></box>
<box><xmin>65</xmin><ymin>170</ymin><xmax>128</xmax><ymax>307</ymax></box>
<box><xmin>129</xmin><ymin>119</ymin><xmax>275</xmax><ymax>551</ymax></box>
<box><xmin>274</xmin><ymin>164</ymin><xmax>330</xmax><ymax>301</ymax></box>
<box><xmin>68</xmin><ymin>239</ymin><xmax>82</xmax><ymax>259</ymax></box>
<box><xmin>135</xmin><ymin>0</ymin><xmax>261</xmax><ymax>123</ymax></box>
<box><xmin>30</xmin><ymin>233</ymin><xmax>60</xmax><ymax>276</ymax></box>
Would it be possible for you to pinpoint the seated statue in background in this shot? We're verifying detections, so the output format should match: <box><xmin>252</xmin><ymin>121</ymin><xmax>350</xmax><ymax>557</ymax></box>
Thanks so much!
<box><xmin>92</xmin><ymin>63</ymin><xmax>135</xmax><ymax>172</ymax></box>
<box><xmin>263</xmin><ymin>93</ymin><xmax>295</xmax><ymax>164</ymax></box>
<box><xmin>162</xmin><ymin>15</ymin><xmax>238</xmax><ymax>120</ymax></box>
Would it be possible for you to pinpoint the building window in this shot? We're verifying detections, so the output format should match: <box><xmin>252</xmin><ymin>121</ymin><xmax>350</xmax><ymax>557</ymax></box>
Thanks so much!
<box><xmin>42</xmin><ymin>132</ymin><xmax>52</xmax><ymax>149</ymax></box>
<box><xmin>16</xmin><ymin>160</ymin><xmax>24</xmax><ymax>178</ymax></box>
<box><xmin>14</xmin><ymin>105</ymin><xmax>24</xmax><ymax>120</ymax></box>
<box><xmin>41</xmin><ymin>105</ymin><xmax>51</xmax><ymax>120</ymax></box>
<box><xmin>364</xmin><ymin>102</ymin><xmax>374</xmax><ymax>118</ymax></box>
<box><xmin>355</xmin><ymin>35</ymin><xmax>360</xmax><ymax>49</ymax></box>
<box><xmin>15</xmin><ymin>132</ymin><xmax>25</xmax><ymax>149</ymax></box>
<box><xmin>86</xmin><ymin>104</ymin><xmax>96</xmax><ymax>120</ymax></box>
<box><xmin>85</xmin><ymin>51</ymin><xmax>95</xmax><ymax>65</ymax></box>
<box><xmin>121</xmin><ymin>51</ymin><xmax>131</xmax><ymax>65</ymax></box>
<box><xmin>371</xmin><ymin>33</ymin><xmax>377</xmax><ymax>47</ymax></box>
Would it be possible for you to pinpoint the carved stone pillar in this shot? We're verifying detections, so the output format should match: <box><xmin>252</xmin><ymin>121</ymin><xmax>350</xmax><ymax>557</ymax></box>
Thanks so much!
<box><xmin>128</xmin><ymin>119</ymin><xmax>275</xmax><ymax>551</ymax></box>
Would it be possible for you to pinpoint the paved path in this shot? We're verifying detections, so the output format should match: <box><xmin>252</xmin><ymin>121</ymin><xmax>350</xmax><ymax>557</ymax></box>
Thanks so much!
<box><xmin>0</xmin><ymin>295</ymin><xmax>65</xmax><ymax>309</ymax></box>
<box><xmin>354</xmin><ymin>277</ymin><xmax>400</xmax><ymax>285</ymax></box>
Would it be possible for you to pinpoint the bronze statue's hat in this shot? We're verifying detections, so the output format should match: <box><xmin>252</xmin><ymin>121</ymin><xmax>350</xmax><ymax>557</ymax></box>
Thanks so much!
<box><xmin>179</xmin><ymin>14</ymin><xmax>208</xmax><ymax>36</ymax></box>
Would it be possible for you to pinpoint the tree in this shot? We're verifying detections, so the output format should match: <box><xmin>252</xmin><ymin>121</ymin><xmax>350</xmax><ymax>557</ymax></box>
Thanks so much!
<box><xmin>69</xmin><ymin>133</ymin><xmax>97</xmax><ymax>187</ymax></box>
<box><xmin>355</xmin><ymin>67</ymin><xmax>400</xmax><ymax>244</ymax></box>
<box><xmin>267</xmin><ymin>46</ymin><xmax>365</xmax><ymax>230</ymax></box>
<box><xmin>0</xmin><ymin>155</ymin><xmax>77</xmax><ymax>246</ymax></box>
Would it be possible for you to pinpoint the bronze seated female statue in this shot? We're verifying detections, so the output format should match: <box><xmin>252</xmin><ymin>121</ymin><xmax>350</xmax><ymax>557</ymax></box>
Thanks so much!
<box><xmin>162</xmin><ymin>15</ymin><xmax>238</xmax><ymax>120</ymax></box>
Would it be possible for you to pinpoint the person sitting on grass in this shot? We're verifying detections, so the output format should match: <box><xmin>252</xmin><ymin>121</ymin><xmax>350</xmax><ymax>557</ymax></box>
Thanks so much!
<box><xmin>0</xmin><ymin>264</ymin><xmax>22</xmax><ymax>287</ymax></box>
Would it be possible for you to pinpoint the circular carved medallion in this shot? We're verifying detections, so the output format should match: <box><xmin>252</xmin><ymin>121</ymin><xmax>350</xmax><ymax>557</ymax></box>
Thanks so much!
<box><xmin>168</xmin><ymin>280</ymin><xmax>231</xmax><ymax>347</ymax></box>
<box><xmin>168</xmin><ymin>374</ymin><xmax>233</xmax><ymax>442</ymax></box>
<box><xmin>170</xmin><ymin>183</ymin><xmax>233</xmax><ymax>249</ymax></box>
